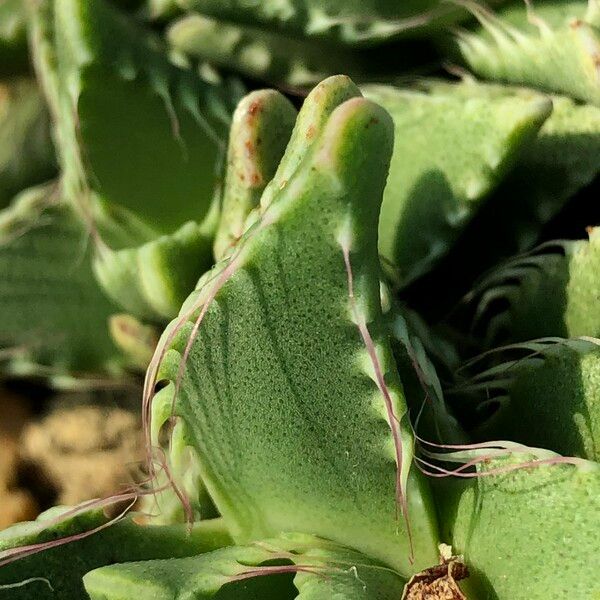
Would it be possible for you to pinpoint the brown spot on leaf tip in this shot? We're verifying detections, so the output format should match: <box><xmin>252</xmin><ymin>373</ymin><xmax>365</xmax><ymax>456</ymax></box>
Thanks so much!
<box><xmin>402</xmin><ymin>545</ymin><xmax>469</xmax><ymax>600</ymax></box>
<box><xmin>247</xmin><ymin>101</ymin><xmax>261</xmax><ymax>117</ymax></box>
<box><xmin>306</xmin><ymin>124</ymin><xmax>316</xmax><ymax>139</ymax></box>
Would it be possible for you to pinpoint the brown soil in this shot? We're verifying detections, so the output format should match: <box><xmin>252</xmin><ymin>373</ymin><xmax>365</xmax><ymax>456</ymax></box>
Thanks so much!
<box><xmin>1</xmin><ymin>388</ymin><xmax>144</xmax><ymax>528</ymax></box>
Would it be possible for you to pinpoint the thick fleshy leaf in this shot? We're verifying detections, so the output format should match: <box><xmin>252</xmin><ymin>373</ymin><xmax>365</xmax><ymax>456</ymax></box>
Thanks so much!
<box><xmin>450</xmin><ymin>338</ymin><xmax>600</xmax><ymax>461</ymax></box>
<box><xmin>84</xmin><ymin>533</ymin><xmax>405</xmax><ymax>600</ymax></box>
<box><xmin>93</xmin><ymin>209</ymin><xmax>217</xmax><ymax>320</ymax></box>
<box><xmin>176</xmin><ymin>0</ymin><xmax>510</xmax><ymax>45</ymax></box>
<box><xmin>48</xmin><ymin>0</ymin><xmax>236</xmax><ymax>230</ymax></box>
<box><xmin>0</xmin><ymin>506</ymin><xmax>232</xmax><ymax>600</ymax></box>
<box><xmin>470</xmin><ymin>229</ymin><xmax>600</xmax><ymax>345</ymax></box>
<box><xmin>455</xmin><ymin>0</ymin><xmax>600</xmax><ymax>105</ymax></box>
<box><xmin>27</xmin><ymin>0</ymin><xmax>244</xmax><ymax>320</ymax></box>
<box><xmin>0</xmin><ymin>78</ymin><xmax>56</xmax><ymax>210</ymax></box>
<box><xmin>402</xmin><ymin>85</ymin><xmax>600</xmax><ymax>318</ymax></box>
<box><xmin>363</xmin><ymin>80</ymin><xmax>551</xmax><ymax>286</ymax></box>
<box><xmin>167</xmin><ymin>14</ymin><xmax>368</xmax><ymax>87</ymax></box>
<box><xmin>0</xmin><ymin>184</ymin><xmax>124</xmax><ymax>377</ymax></box>
<box><xmin>147</xmin><ymin>76</ymin><xmax>439</xmax><ymax>575</ymax></box>
<box><xmin>435</xmin><ymin>451</ymin><xmax>600</xmax><ymax>599</ymax></box>
<box><xmin>213</xmin><ymin>88</ymin><xmax>297</xmax><ymax>260</ymax></box>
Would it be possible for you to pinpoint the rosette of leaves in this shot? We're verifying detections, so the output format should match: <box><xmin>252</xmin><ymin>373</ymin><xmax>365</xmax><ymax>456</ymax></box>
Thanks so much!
<box><xmin>0</xmin><ymin>77</ymin><xmax>599</xmax><ymax>600</ymax></box>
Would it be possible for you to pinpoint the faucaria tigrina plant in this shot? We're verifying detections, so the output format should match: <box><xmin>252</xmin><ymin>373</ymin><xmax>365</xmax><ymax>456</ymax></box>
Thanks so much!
<box><xmin>0</xmin><ymin>0</ymin><xmax>599</xmax><ymax>598</ymax></box>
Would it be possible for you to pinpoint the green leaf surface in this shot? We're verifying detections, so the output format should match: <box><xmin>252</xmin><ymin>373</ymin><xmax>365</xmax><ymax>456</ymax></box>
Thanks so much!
<box><xmin>402</xmin><ymin>85</ymin><xmax>600</xmax><ymax>318</ymax></box>
<box><xmin>470</xmin><ymin>229</ymin><xmax>600</xmax><ymax>345</ymax></box>
<box><xmin>47</xmin><ymin>0</ymin><xmax>238</xmax><ymax>231</ymax></box>
<box><xmin>27</xmin><ymin>0</ymin><xmax>247</xmax><ymax>320</ymax></box>
<box><xmin>213</xmin><ymin>88</ymin><xmax>297</xmax><ymax>261</ymax></box>
<box><xmin>167</xmin><ymin>14</ymin><xmax>377</xmax><ymax>87</ymax></box>
<box><xmin>0</xmin><ymin>78</ymin><xmax>56</xmax><ymax>209</ymax></box>
<box><xmin>0</xmin><ymin>184</ymin><xmax>124</xmax><ymax>377</ymax></box>
<box><xmin>0</xmin><ymin>506</ymin><xmax>232</xmax><ymax>600</ymax></box>
<box><xmin>148</xmin><ymin>76</ymin><xmax>439</xmax><ymax>576</ymax></box>
<box><xmin>176</xmin><ymin>0</ymin><xmax>506</xmax><ymax>45</ymax></box>
<box><xmin>84</xmin><ymin>533</ymin><xmax>405</xmax><ymax>600</ymax></box>
<box><xmin>456</xmin><ymin>0</ymin><xmax>600</xmax><ymax>105</ymax></box>
<box><xmin>451</xmin><ymin>338</ymin><xmax>600</xmax><ymax>461</ymax></box>
<box><xmin>435</xmin><ymin>451</ymin><xmax>600</xmax><ymax>599</ymax></box>
<box><xmin>363</xmin><ymin>80</ymin><xmax>551</xmax><ymax>286</ymax></box>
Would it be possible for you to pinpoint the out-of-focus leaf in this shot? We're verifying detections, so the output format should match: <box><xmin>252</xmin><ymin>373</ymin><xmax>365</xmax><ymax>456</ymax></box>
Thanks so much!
<box><xmin>455</xmin><ymin>0</ymin><xmax>600</xmax><ymax>105</ymax></box>
<box><xmin>0</xmin><ymin>184</ymin><xmax>121</xmax><ymax>377</ymax></box>
<box><xmin>0</xmin><ymin>78</ymin><xmax>56</xmax><ymax>209</ymax></box>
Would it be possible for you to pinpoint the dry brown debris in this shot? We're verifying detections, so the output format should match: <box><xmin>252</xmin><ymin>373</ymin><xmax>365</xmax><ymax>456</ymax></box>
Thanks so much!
<box><xmin>402</xmin><ymin>544</ymin><xmax>469</xmax><ymax>600</ymax></box>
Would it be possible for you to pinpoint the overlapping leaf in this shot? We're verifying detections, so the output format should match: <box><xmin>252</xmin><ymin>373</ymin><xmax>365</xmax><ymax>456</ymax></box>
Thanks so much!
<box><xmin>450</xmin><ymin>338</ymin><xmax>600</xmax><ymax>460</ymax></box>
<box><xmin>0</xmin><ymin>506</ymin><xmax>232</xmax><ymax>600</ymax></box>
<box><xmin>27</xmin><ymin>0</ymin><xmax>244</xmax><ymax>320</ymax></box>
<box><xmin>363</xmin><ymin>80</ymin><xmax>551</xmax><ymax>286</ymax></box>
<box><xmin>470</xmin><ymin>228</ymin><xmax>600</xmax><ymax>345</ymax></box>
<box><xmin>435</xmin><ymin>451</ymin><xmax>600</xmax><ymax>599</ymax></box>
<box><xmin>0</xmin><ymin>184</ymin><xmax>123</xmax><ymax>378</ymax></box>
<box><xmin>84</xmin><ymin>533</ymin><xmax>405</xmax><ymax>600</ymax></box>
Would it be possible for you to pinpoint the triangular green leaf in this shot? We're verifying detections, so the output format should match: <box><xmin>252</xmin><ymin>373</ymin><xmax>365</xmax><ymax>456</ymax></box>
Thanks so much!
<box><xmin>148</xmin><ymin>76</ymin><xmax>439</xmax><ymax>575</ymax></box>
<box><xmin>363</xmin><ymin>80</ymin><xmax>551</xmax><ymax>285</ymax></box>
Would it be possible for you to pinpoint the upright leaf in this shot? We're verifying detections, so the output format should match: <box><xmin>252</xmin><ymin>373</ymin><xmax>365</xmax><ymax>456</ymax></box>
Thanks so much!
<box><xmin>147</xmin><ymin>76</ymin><xmax>439</xmax><ymax>575</ymax></box>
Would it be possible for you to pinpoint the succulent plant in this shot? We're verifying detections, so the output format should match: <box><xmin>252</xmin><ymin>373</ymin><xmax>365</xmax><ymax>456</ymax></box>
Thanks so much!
<box><xmin>0</xmin><ymin>0</ymin><xmax>599</xmax><ymax>598</ymax></box>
